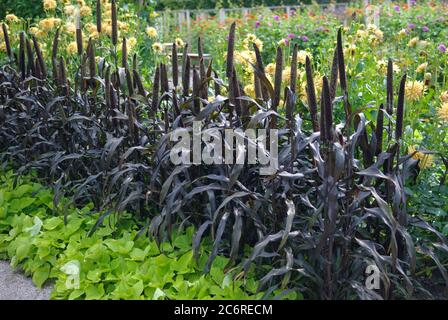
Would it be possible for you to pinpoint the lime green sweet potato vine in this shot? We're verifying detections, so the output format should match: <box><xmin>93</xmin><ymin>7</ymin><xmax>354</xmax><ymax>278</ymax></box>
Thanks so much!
<box><xmin>0</xmin><ymin>171</ymin><xmax>299</xmax><ymax>300</ymax></box>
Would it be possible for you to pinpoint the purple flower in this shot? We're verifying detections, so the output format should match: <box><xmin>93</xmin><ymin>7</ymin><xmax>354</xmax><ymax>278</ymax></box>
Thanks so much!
<box><xmin>287</xmin><ymin>33</ymin><xmax>296</xmax><ymax>39</ymax></box>
<box><xmin>408</xmin><ymin>23</ymin><xmax>415</xmax><ymax>29</ymax></box>
<box><xmin>301</xmin><ymin>35</ymin><xmax>309</xmax><ymax>42</ymax></box>
<box><xmin>255</xmin><ymin>20</ymin><xmax>261</xmax><ymax>28</ymax></box>
<box><xmin>410</xmin><ymin>0</ymin><xmax>416</xmax><ymax>5</ymax></box>
<box><xmin>393</xmin><ymin>5</ymin><xmax>400</xmax><ymax>12</ymax></box>
<box><xmin>273</xmin><ymin>15</ymin><xmax>280</xmax><ymax>21</ymax></box>
<box><xmin>422</xmin><ymin>26</ymin><xmax>429</xmax><ymax>32</ymax></box>
<box><xmin>438</xmin><ymin>44</ymin><xmax>447</xmax><ymax>53</ymax></box>
<box><xmin>284</xmin><ymin>39</ymin><xmax>289</xmax><ymax>45</ymax></box>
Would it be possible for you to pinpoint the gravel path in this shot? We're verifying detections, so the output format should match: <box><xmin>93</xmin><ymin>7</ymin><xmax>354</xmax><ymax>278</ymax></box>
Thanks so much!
<box><xmin>0</xmin><ymin>260</ymin><xmax>52</xmax><ymax>300</ymax></box>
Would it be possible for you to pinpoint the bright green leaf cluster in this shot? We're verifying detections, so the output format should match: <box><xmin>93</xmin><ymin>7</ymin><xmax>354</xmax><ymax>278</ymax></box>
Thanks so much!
<box><xmin>0</xmin><ymin>171</ymin><xmax>299</xmax><ymax>300</ymax></box>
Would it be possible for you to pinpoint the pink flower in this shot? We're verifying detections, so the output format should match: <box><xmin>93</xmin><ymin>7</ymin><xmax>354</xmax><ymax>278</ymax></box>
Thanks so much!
<box><xmin>273</xmin><ymin>15</ymin><xmax>280</xmax><ymax>21</ymax></box>
<box><xmin>287</xmin><ymin>33</ymin><xmax>296</xmax><ymax>39</ymax></box>
<box><xmin>255</xmin><ymin>20</ymin><xmax>261</xmax><ymax>28</ymax></box>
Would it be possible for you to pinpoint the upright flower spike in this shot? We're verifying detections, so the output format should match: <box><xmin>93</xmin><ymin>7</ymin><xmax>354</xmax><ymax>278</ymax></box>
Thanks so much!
<box><xmin>32</xmin><ymin>36</ymin><xmax>47</xmax><ymax>78</ymax></box>
<box><xmin>396</xmin><ymin>74</ymin><xmax>407</xmax><ymax>141</ymax></box>
<box><xmin>253</xmin><ymin>42</ymin><xmax>269</xmax><ymax>101</ymax></box>
<box><xmin>226</xmin><ymin>22</ymin><xmax>236</xmax><ymax>79</ymax></box>
<box><xmin>111</xmin><ymin>0</ymin><xmax>118</xmax><ymax>46</ymax></box>
<box><xmin>375</xmin><ymin>104</ymin><xmax>384</xmax><ymax>156</ymax></box>
<box><xmin>192</xmin><ymin>66</ymin><xmax>201</xmax><ymax>115</ymax></box>
<box><xmin>122</xmin><ymin>37</ymin><xmax>127</xmax><ymax>68</ymax></box>
<box><xmin>19</xmin><ymin>32</ymin><xmax>26</xmax><ymax>79</ymax></box>
<box><xmin>151</xmin><ymin>65</ymin><xmax>160</xmax><ymax>115</ymax></box>
<box><xmin>96</xmin><ymin>0</ymin><xmax>102</xmax><ymax>33</ymax></box>
<box><xmin>75</xmin><ymin>11</ymin><xmax>83</xmax><ymax>56</ymax></box>
<box><xmin>160</xmin><ymin>63</ymin><xmax>169</xmax><ymax>94</ymax></box>
<box><xmin>386</xmin><ymin>59</ymin><xmax>394</xmax><ymax>116</ymax></box>
<box><xmin>182</xmin><ymin>53</ymin><xmax>190</xmax><ymax>97</ymax></box>
<box><xmin>125</xmin><ymin>68</ymin><xmax>134</xmax><ymax>97</ymax></box>
<box><xmin>133</xmin><ymin>69</ymin><xmax>146</xmax><ymax>97</ymax></box>
<box><xmin>171</xmin><ymin>43</ymin><xmax>178</xmax><ymax>88</ymax></box>
<box><xmin>305</xmin><ymin>56</ymin><xmax>319</xmax><ymax>132</ymax></box>
<box><xmin>322</xmin><ymin>76</ymin><xmax>333</xmax><ymax>143</ymax></box>
<box><xmin>25</xmin><ymin>39</ymin><xmax>36</xmax><ymax>77</ymax></box>
<box><xmin>336</xmin><ymin>28</ymin><xmax>351</xmax><ymax>123</ymax></box>
<box><xmin>51</xmin><ymin>28</ymin><xmax>60</xmax><ymax>62</ymax></box>
<box><xmin>329</xmin><ymin>48</ymin><xmax>338</xmax><ymax>102</ymax></box>
<box><xmin>290</xmin><ymin>44</ymin><xmax>298</xmax><ymax>94</ymax></box>
<box><xmin>272</xmin><ymin>46</ymin><xmax>283</xmax><ymax>108</ymax></box>
<box><xmin>87</xmin><ymin>38</ymin><xmax>96</xmax><ymax>78</ymax></box>
<box><xmin>2</xmin><ymin>23</ymin><xmax>12</xmax><ymax>59</ymax></box>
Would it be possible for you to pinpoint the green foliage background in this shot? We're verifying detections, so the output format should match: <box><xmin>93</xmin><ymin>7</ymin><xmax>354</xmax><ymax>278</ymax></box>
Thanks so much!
<box><xmin>154</xmin><ymin>0</ymin><xmax>316</xmax><ymax>11</ymax></box>
<box><xmin>0</xmin><ymin>0</ymin><xmax>44</xmax><ymax>20</ymax></box>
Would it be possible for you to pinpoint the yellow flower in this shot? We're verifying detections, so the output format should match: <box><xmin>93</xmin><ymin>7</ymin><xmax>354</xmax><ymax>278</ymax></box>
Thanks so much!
<box><xmin>297</xmin><ymin>50</ymin><xmax>312</xmax><ymax>64</ymax></box>
<box><xmin>28</xmin><ymin>27</ymin><xmax>40</xmax><ymax>35</ymax></box>
<box><xmin>66</xmin><ymin>42</ymin><xmax>78</xmax><ymax>55</ymax></box>
<box><xmin>80</xmin><ymin>5</ymin><xmax>92</xmax><ymax>17</ymax></box>
<box><xmin>146</xmin><ymin>27</ymin><xmax>157</xmax><ymax>38</ymax></box>
<box><xmin>0</xmin><ymin>42</ymin><xmax>6</xmax><ymax>52</ymax></box>
<box><xmin>439</xmin><ymin>91</ymin><xmax>448</xmax><ymax>103</ymax></box>
<box><xmin>282</xmin><ymin>68</ymin><xmax>291</xmax><ymax>83</ymax></box>
<box><xmin>65</xmin><ymin>22</ymin><xmax>76</xmax><ymax>34</ymax></box>
<box><xmin>366</xmin><ymin>24</ymin><xmax>378</xmax><ymax>32</ymax></box>
<box><xmin>235</xmin><ymin>50</ymin><xmax>255</xmax><ymax>66</ymax></box>
<box><xmin>344</xmin><ymin>44</ymin><xmax>356</xmax><ymax>57</ymax></box>
<box><xmin>118</xmin><ymin>21</ymin><xmax>129</xmax><ymax>31</ymax></box>
<box><xmin>408</xmin><ymin>146</ymin><xmax>433</xmax><ymax>169</ymax></box>
<box><xmin>405</xmin><ymin>80</ymin><xmax>425</xmax><ymax>102</ymax></box>
<box><xmin>416</xmin><ymin>62</ymin><xmax>428</xmax><ymax>73</ymax></box>
<box><xmin>265</xmin><ymin>63</ymin><xmax>276</xmax><ymax>75</ymax></box>
<box><xmin>104</xmin><ymin>3</ymin><xmax>112</xmax><ymax>16</ymax></box>
<box><xmin>373</xmin><ymin>29</ymin><xmax>383</xmax><ymax>41</ymax></box>
<box><xmin>418</xmin><ymin>40</ymin><xmax>429</xmax><ymax>48</ymax></box>
<box><xmin>419</xmin><ymin>154</ymin><xmax>434</xmax><ymax>169</ymax></box>
<box><xmin>243</xmin><ymin>33</ymin><xmax>263</xmax><ymax>51</ymax></box>
<box><xmin>150</xmin><ymin>11</ymin><xmax>159</xmax><ymax>18</ymax></box>
<box><xmin>174</xmin><ymin>37</ymin><xmax>184</xmax><ymax>47</ymax></box>
<box><xmin>408</xmin><ymin>145</ymin><xmax>420</xmax><ymax>160</ymax></box>
<box><xmin>244</xmin><ymin>84</ymin><xmax>255</xmax><ymax>98</ymax></box>
<box><xmin>246</xmin><ymin>33</ymin><xmax>257</xmax><ymax>42</ymax></box>
<box><xmin>253</xmin><ymin>38</ymin><xmax>263</xmax><ymax>51</ymax></box>
<box><xmin>128</xmin><ymin>37</ymin><xmax>137</xmax><ymax>50</ymax></box>
<box><xmin>398</xmin><ymin>29</ymin><xmax>407</xmax><ymax>38</ymax></box>
<box><xmin>277</xmin><ymin>39</ymin><xmax>288</xmax><ymax>46</ymax></box>
<box><xmin>407</xmin><ymin>37</ymin><xmax>419</xmax><ymax>47</ymax></box>
<box><xmin>85</xmin><ymin>23</ymin><xmax>97</xmax><ymax>34</ymax></box>
<box><xmin>299</xmin><ymin>73</ymin><xmax>323</xmax><ymax>103</ymax></box>
<box><xmin>356</xmin><ymin>29</ymin><xmax>367</xmax><ymax>39</ymax></box>
<box><xmin>438</xmin><ymin>102</ymin><xmax>448</xmax><ymax>121</ymax></box>
<box><xmin>5</xmin><ymin>14</ymin><xmax>19</xmax><ymax>23</ymax></box>
<box><xmin>39</xmin><ymin>18</ymin><xmax>56</xmax><ymax>31</ymax></box>
<box><xmin>64</xmin><ymin>5</ymin><xmax>76</xmax><ymax>15</ymax></box>
<box><xmin>152</xmin><ymin>42</ymin><xmax>163</xmax><ymax>53</ymax></box>
<box><xmin>43</xmin><ymin>0</ymin><xmax>57</xmax><ymax>10</ymax></box>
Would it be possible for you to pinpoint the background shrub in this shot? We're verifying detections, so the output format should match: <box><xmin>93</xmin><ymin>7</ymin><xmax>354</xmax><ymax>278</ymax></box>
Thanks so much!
<box><xmin>0</xmin><ymin>0</ymin><xmax>44</xmax><ymax>20</ymax></box>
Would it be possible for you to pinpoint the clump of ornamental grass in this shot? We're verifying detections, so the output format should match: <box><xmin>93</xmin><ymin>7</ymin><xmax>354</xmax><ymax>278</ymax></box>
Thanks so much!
<box><xmin>0</xmin><ymin>20</ymin><xmax>447</xmax><ymax>300</ymax></box>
